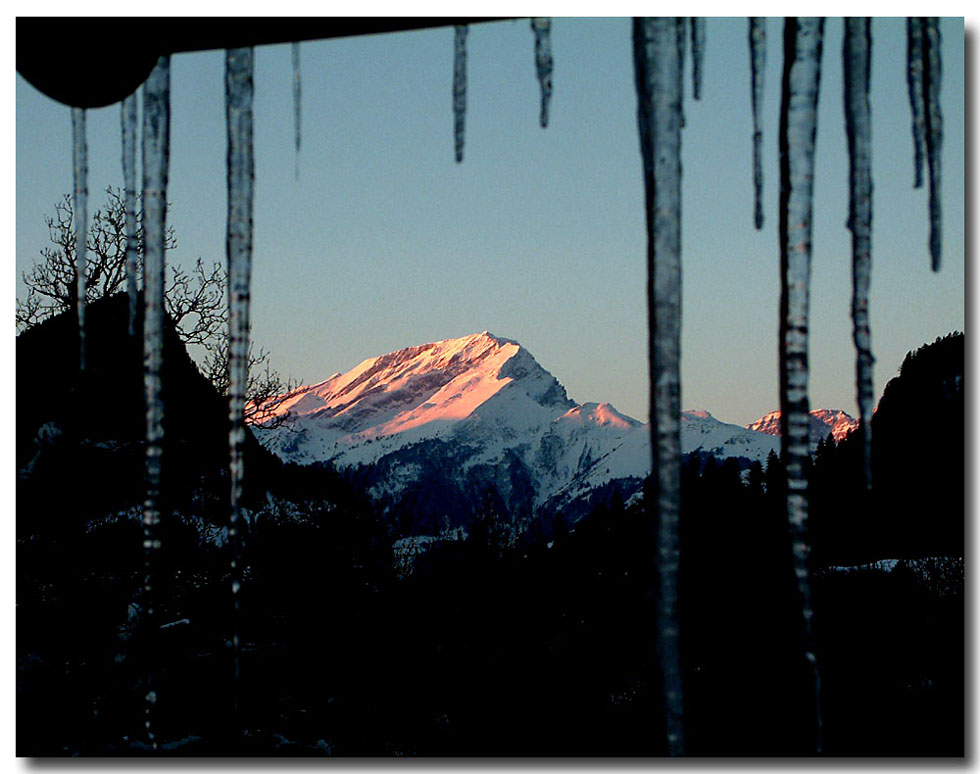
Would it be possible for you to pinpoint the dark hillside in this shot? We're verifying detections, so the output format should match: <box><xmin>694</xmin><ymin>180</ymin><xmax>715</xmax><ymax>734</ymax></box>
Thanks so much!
<box><xmin>15</xmin><ymin>314</ymin><xmax>964</xmax><ymax>756</ymax></box>
<box><xmin>808</xmin><ymin>332</ymin><xmax>964</xmax><ymax>565</ymax></box>
<box><xmin>16</xmin><ymin>292</ymin><xmax>284</xmax><ymax>533</ymax></box>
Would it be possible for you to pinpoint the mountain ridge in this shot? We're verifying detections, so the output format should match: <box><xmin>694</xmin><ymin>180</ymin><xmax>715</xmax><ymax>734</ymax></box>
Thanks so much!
<box><xmin>252</xmin><ymin>332</ymin><xmax>857</xmax><ymax>524</ymax></box>
<box><xmin>747</xmin><ymin>408</ymin><xmax>859</xmax><ymax>444</ymax></box>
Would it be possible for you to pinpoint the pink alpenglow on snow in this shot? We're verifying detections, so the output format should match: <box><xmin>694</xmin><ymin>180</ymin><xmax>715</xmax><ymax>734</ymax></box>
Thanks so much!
<box><xmin>747</xmin><ymin>408</ymin><xmax>860</xmax><ymax>445</ymax></box>
<box><xmin>251</xmin><ymin>333</ymin><xmax>796</xmax><ymax>511</ymax></box>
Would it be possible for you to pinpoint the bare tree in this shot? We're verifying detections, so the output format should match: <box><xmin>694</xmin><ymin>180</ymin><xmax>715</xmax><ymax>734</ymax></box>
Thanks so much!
<box><xmin>165</xmin><ymin>258</ymin><xmax>226</xmax><ymax>349</ymax></box>
<box><xmin>17</xmin><ymin>187</ymin><xmax>178</xmax><ymax>331</ymax></box>
<box><xmin>18</xmin><ymin>188</ymin><xmax>294</xmax><ymax>425</ymax></box>
<box><xmin>201</xmin><ymin>337</ymin><xmax>296</xmax><ymax>428</ymax></box>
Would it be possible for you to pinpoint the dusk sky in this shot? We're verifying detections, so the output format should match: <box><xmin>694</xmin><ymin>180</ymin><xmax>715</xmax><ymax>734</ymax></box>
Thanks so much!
<box><xmin>14</xmin><ymin>17</ymin><xmax>965</xmax><ymax>426</ymax></box>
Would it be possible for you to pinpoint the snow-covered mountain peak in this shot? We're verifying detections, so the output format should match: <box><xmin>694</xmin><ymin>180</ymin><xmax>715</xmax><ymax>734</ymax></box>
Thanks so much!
<box><xmin>557</xmin><ymin>402</ymin><xmax>639</xmax><ymax>431</ymax></box>
<box><xmin>746</xmin><ymin>410</ymin><xmax>781</xmax><ymax>434</ymax></box>
<box><xmin>683</xmin><ymin>409</ymin><xmax>714</xmax><ymax>420</ymax></box>
<box><xmin>252</xmin><ymin>332</ymin><xmax>577</xmax><ymax>466</ymax></box>
<box><xmin>809</xmin><ymin>409</ymin><xmax>860</xmax><ymax>441</ymax></box>
<box><xmin>747</xmin><ymin>408</ymin><xmax>859</xmax><ymax>445</ymax></box>
<box><xmin>251</xmin><ymin>334</ymin><xmax>839</xmax><ymax>525</ymax></box>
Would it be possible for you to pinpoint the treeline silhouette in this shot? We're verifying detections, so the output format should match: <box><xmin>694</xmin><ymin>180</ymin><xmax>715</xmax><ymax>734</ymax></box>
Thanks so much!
<box><xmin>16</xmin><ymin>297</ymin><xmax>963</xmax><ymax>755</ymax></box>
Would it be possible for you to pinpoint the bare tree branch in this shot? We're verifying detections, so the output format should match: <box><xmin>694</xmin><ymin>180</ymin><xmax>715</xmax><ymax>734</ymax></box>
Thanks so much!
<box><xmin>201</xmin><ymin>337</ymin><xmax>296</xmax><ymax>429</ymax></box>
<box><xmin>18</xmin><ymin>187</ymin><xmax>294</xmax><ymax>414</ymax></box>
<box><xmin>166</xmin><ymin>258</ymin><xmax>227</xmax><ymax>347</ymax></box>
<box><xmin>18</xmin><ymin>187</ymin><xmax>176</xmax><ymax>327</ymax></box>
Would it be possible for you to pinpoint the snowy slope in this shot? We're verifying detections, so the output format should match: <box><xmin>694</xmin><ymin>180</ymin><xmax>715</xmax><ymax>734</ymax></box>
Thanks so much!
<box><xmin>747</xmin><ymin>408</ymin><xmax>859</xmax><ymax>447</ymax></box>
<box><xmin>547</xmin><ymin>410</ymin><xmax>780</xmax><ymax>509</ymax></box>
<box><xmin>253</xmin><ymin>333</ymin><xmax>792</xmax><ymax>517</ymax></box>
<box><xmin>681</xmin><ymin>410</ymin><xmax>781</xmax><ymax>459</ymax></box>
<box><xmin>254</xmin><ymin>332</ymin><xmax>573</xmax><ymax>472</ymax></box>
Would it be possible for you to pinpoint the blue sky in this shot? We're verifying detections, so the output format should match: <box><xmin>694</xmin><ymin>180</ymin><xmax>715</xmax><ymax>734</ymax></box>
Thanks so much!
<box><xmin>14</xmin><ymin>17</ymin><xmax>965</xmax><ymax>425</ymax></box>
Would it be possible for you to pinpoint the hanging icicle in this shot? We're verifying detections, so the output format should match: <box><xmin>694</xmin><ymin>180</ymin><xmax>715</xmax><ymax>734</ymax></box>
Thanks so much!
<box><xmin>906</xmin><ymin>17</ymin><xmax>942</xmax><ymax>271</ymax></box>
<box><xmin>292</xmin><ymin>41</ymin><xmax>301</xmax><ymax>179</ymax></box>
<box><xmin>749</xmin><ymin>18</ymin><xmax>766</xmax><ymax>230</ymax></box>
<box><xmin>453</xmin><ymin>25</ymin><xmax>468</xmax><ymax>163</ymax></box>
<box><xmin>778</xmin><ymin>17</ymin><xmax>825</xmax><ymax>754</ymax></box>
<box><xmin>121</xmin><ymin>93</ymin><xmax>139</xmax><ymax>337</ymax></box>
<box><xmin>676</xmin><ymin>18</ymin><xmax>687</xmax><ymax>129</ymax></box>
<box><xmin>71</xmin><ymin>107</ymin><xmax>87</xmax><ymax>371</ymax></box>
<box><xmin>140</xmin><ymin>54</ymin><xmax>171</xmax><ymax>753</ymax></box>
<box><xmin>905</xmin><ymin>19</ymin><xmax>926</xmax><ymax>190</ymax></box>
<box><xmin>530</xmin><ymin>18</ymin><xmax>553</xmax><ymax>128</ymax></box>
<box><xmin>691</xmin><ymin>18</ymin><xmax>705</xmax><ymax>100</ymax></box>
<box><xmin>225</xmin><ymin>46</ymin><xmax>255</xmax><ymax>701</ymax></box>
<box><xmin>843</xmin><ymin>18</ymin><xmax>875</xmax><ymax>491</ymax></box>
<box><xmin>922</xmin><ymin>17</ymin><xmax>943</xmax><ymax>271</ymax></box>
<box><xmin>632</xmin><ymin>17</ymin><xmax>685</xmax><ymax>758</ymax></box>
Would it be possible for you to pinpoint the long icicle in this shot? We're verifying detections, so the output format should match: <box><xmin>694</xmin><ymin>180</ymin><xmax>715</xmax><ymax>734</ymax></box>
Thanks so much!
<box><xmin>778</xmin><ymin>17</ymin><xmax>824</xmax><ymax>753</ymax></box>
<box><xmin>292</xmin><ymin>41</ymin><xmax>301</xmax><ymax>179</ymax></box>
<box><xmin>676</xmin><ymin>18</ymin><xmax>687</xmax><ymax>129</ymax></box>
<box><xmin>141</xmin><ymin>54</ymin><xmax>171</xmax><ymax>753</ymax></box>
<box><xmin>905</xmin><ymin>19</ymin><xmax>926</xmax><ymax>190</ymax></box>
<box><xmin>843</xmin><ymin>18</ymin><xmax>875</xmax><ymax>491</ymax></box>
<box><xmin>453</xmin><ymin>25</ymin><xmax>468</xmax><ymax>162</ymax></box>
<box><xmin>749</xmin><ymin>18</ymin><xmax>766</xmax><ymax>230</ymax></box>
<box><xmin>121</xmin><ymin>93</ymin><xmax>139</xmax><ymax>337</ymax></box>
<box><xmin>530</xmin><ymin>18</ymin><xmax>553</xmax><ymax>128</ymax></box>
<box><xmin>691</xmin><ymin>18</ymin><xmax>705</xmax><ymax>100</ymax></box>
<box><xmin>922</xmin><ymin>17</ymin><xmax>943</xmax><ymax>271</ymax></box>
<box><xmin>633</xmin><ymin>17</ymin><xmax>685</xmax><ymax>757</ymax></box>
<box><xmin>226</xmin><ymin>46</ymin><xmax>255</xmax><ymax>716</ymax></box>
<box><xmin>71</xmin><ymin>107</ymin><xmax>87</xmax><ymax>370</ymax></box>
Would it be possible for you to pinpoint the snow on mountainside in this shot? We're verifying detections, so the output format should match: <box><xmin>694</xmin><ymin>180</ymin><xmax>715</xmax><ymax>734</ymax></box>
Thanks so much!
<box><xmin>253</xmin><ymin>332</ymin><xmax>574</xmax><ymax>471</ymax></box>
<box><xmin>252</xmin><ymin>333</ymin><xmax>786</xmax><ymax>517</ymax></box>
<box><xmin>681</xmin><ymin>410</ymin><xmax>781</xmax><ymax>459</ymax></box>
<box><xmin>548</xmin><ymin>410</ymin><xmax>780</xmax><ymax>511</ymax></box>
<box><xmin>747</xmin><ymin>408</ymin><xmax>859</xmax><ymax>446</ymax></box>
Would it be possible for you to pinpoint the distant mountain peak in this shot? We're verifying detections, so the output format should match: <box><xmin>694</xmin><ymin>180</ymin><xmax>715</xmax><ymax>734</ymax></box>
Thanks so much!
<box><xmin>747</xmin><ymin>408</ymin><xmax>859</xmax><ymax>444</ymax></box>
<box><xmin>683</xmin><ymin>409</ymin><xmax>714</xmax><ymax>420</ymax></box>
<box><xmin>560</xmin><ymin>402</ymin><xmax>640</xmax><ymax>431</ymax></box>
<box><xmin>252</xmin><ymin>332</ymin><xmax>575</xmax><ymax>466</ymax></box>
<box><xmin>252</xmin><ymin>333</ymin><xmax>793</xmax><ymax>524</ymax></box>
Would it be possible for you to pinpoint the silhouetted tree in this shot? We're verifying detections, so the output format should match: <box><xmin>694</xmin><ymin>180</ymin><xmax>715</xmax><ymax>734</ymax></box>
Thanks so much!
<box><xmin>17</xmin><ymin>188</ymin><xmax>294</xmax><ymax>423</ymax></box>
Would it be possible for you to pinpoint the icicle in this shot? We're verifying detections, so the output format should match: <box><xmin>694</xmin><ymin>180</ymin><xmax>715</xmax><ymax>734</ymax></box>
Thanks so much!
<box><xmin>453</xmin><ymin>25</ymin><xmax>467</xmax><ymax>162</ymax></box>
<box><xmin>905</xmin><ymin>19</ymin><xmax>926</xmax><ymax>189</ymax></box>
<box><xmin>676</xmin><ymin>18</ymin><xmax>687</xmax><ymax>129</ymax></box>
<box><xmin>691</xmin><ymin>18</ymin><xmax>705</xmax><ymax>100</ymax></box>
<box><xmin>922</xmin><ymin>18</ymin><xmax>943</xmax><ymax>271</ymax></box>
<box><xmin>530</xmin><ymin>18</ymin><xmax>553</xmax><ymax>128</ymax></box>
<box><xmin>121</xmin><ymin>93</ymin><xmax>139</xmax><ymax>337</ymax></box>
<box><xmin>226</xmin><ymin>46</ymin><xmax>255</xmax><ymax>702</ymax></box>
<box><xmin>778</xmin><ymin>17</ymin><xmax>824</xmax><ymax>753</ymax></box>
<box><xmin>843</xmin><ymin>18</ymin><xmax>874</xmax><ymax>490</ymax></box>
<box><xmin>71</xmin><ymin>107</ymin><xmax>87</xmax><ymax>371</ymax></box>
<box><xmin>749</xmin><ymin>18</ymin><xmax>766</xmax><ymax>230</ymax></box>
<box><xmin>141</xmin><ymin>54</ymin><xmax>171</xmax><ymax>753</ymax></box>
<box><xmin>632</xmin><ymin>17</ymin><xmax>685</xmax><ymax>757</ymax></box>
<box><xmin>907</xmin><ymin>18</ymin><xmax>942</xmax><ymax>270</ymax></box>
<box><xmin>292</xmin><ymin>42</ymin><xmax>301</xmax><ymax>179</ymax></box>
